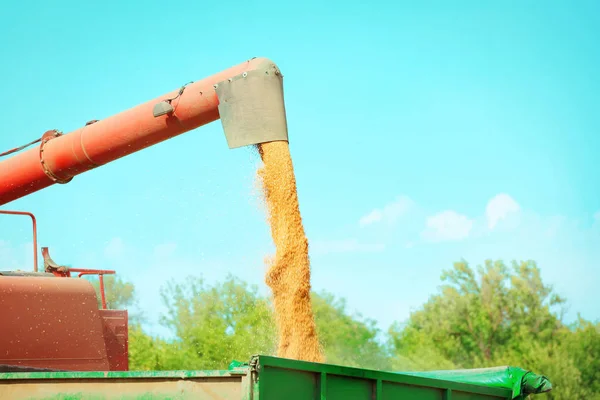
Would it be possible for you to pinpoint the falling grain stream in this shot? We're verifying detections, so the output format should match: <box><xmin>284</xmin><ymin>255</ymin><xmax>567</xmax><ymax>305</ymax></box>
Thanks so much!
<box><xmin>256</xmin><ymin>141</ymin><xmax>324</xmax><ymax>362</ymax></box>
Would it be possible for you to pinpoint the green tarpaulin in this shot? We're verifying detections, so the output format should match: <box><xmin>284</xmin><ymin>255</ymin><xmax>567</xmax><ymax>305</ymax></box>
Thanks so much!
<box><xmin>397</xmin><ymin>366</ymin><xmax>552</xmax><ymax>399</ymax></box>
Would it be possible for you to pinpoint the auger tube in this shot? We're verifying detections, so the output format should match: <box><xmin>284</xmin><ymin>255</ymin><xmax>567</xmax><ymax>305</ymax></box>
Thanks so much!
<box><xmin>0</xmin><ymin>57</ymin><xmax>288</xmax><ymax>206</ymax></box>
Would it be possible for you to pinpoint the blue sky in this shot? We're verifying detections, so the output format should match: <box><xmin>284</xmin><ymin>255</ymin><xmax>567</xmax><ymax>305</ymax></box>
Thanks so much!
<box><xmin>0</xmin><ymin>1</ymin><xmax>598</xmax><ymax>338</ymax></box>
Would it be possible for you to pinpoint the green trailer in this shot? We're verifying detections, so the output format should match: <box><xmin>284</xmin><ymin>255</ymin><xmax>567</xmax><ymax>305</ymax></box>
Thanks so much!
<box><xmin>0</xmin><ymin>355</ymin><xmax>551</xmax><ymax>400</ymax></box>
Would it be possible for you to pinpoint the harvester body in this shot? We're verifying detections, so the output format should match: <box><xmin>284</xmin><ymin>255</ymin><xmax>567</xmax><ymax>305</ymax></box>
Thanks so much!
<box><xmin>0</xmin><ymin>275</ymin><xmax>127</xmax><ymax>372</ymax></box>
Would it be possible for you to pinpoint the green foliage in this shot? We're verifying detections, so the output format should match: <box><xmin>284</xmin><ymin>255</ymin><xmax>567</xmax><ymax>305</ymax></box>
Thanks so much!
<box><xmin>157</xmin><ymin>274</ymin><xmax>277</xmax><ymax>370</ymax></box>
<box><xmin>101</xmin><ymin>259</ymin><xmax>599</xmax><ymax>399</ymax></box>
<box><xmin>389</xmin><ymin>259</ymin><xmax>599</xmax><ymax>399</ymax></box>
<box><xmin>127</xmin><ymin>323</ymin><xmax>190</xmax><ymax>371</ymax></box>
<box><xmin>122</xmin><ymin>275</ymin><xmax>389</xmax><ymax>371</ymax></box>
<box><xmin>563</xmin><ymin>318</ymin><xmax>600</xmax><ymax>396</ymax></box>
<box><xmin>388</xmin><ymin>321</ymin><xmax>457</xmax><ymax>371</ymax></box>
<box><xmin>389</xmin><ymin>260</ymin><xmax>565</xmax><ymax>366</ymax></box>
<box><xmin>128</xmin><ymin>323</ymin><xmax>167</xmax><ymax>370</ymax></box>
<box><xmin>312</xmin><ymin>291</ymin><xmax>391</xmax><ymax>370</ymax></box>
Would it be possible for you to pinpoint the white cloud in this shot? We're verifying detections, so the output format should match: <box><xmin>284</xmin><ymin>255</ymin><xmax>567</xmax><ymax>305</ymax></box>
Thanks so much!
<box><xmin>486</xmin><ymin>193</ymin><xmax>521</xmax><ymax>230</ymax></box>
<box><xmin>311</xmin><ymin>239</ymin><xmax>385</xmax><ymax>255</ymax></box>
<box><xmin>594</xmin><ymin>211</ymin><xmax>600</xmax><ymax>222</ymax></box>
<box><xmin>422</xmin><ymin>210</ymin><xmax>474</xmax><ymax>242</ymax></box>
<box><xmin>104</xmin><ymin>237</ymin><xmax>124</xmax><ymax>259</ymax></box>
<box><xmin>359</xmin><ymin>209</ymin><xmax>383</xmax><ymax>226</ymax></box>
<box><xmin>359</xmin><ymin>196</ymin><xmax>414</xmax><ymax>227</ymax></box>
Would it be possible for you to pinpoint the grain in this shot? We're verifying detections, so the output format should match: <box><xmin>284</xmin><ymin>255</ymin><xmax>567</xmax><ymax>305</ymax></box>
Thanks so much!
<box><xmin>256</xmin><ymin>141</ymin><xmax>324</xmax><ymax>362</ymax></box>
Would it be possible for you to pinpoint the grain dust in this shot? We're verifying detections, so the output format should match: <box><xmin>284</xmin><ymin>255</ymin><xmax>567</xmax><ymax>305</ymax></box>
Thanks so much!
<box><xmin>256</xmin><ymin>141</ymin><xmax>324</xmax><ymax>363</ymax></box>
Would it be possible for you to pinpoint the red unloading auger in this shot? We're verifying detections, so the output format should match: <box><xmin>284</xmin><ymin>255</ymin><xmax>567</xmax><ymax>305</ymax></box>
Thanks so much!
<box><xmin>0</xmin><ymin>57</ymin><xmax>289</xmax><ymax>206</ymax></box>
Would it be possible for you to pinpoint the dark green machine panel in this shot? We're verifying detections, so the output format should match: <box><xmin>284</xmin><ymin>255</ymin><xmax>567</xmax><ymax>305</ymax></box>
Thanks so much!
<box><xmin>257</xmin><ymin>356</ymin><xmax>513</xmax><ymax>400</ymax></box>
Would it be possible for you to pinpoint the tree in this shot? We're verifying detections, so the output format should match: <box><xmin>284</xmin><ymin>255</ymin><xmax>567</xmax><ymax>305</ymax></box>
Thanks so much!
<box><xmin>312</xmin><ymin>291</ymin><xmax>390</xmax><ymax>370</ymax></box>
<box><xmin>563</xmin><ymin>318</ymin><xmax>600</xmax><ymax>396</ymax></box>
<box><xmin>83</xmin><ymin>260</ymin><xmax>600</xmax><ymax>400</ymax></box>
<box><xmin>389</xmin><ymin>260</ymin><xmax>564</xmax><ymax>366</ymax></box>
<box><xmin>129</xmin><ymin>274</ymin><xmax>392</xmax><ymax>371</ymax></box>
<box><xmin>388</xmin><ymin>259</ymin><xmax>597</xmax><ymax>399</ymax></box>
<box><xmin>128</xmin><ymin>323</ymin><xmax>168</xmax><ymax>370</ymax></box>
<box><xmin>158</xmin><ymin>274</ymin><xmax>277</xmax><ymax>370</ymax></box>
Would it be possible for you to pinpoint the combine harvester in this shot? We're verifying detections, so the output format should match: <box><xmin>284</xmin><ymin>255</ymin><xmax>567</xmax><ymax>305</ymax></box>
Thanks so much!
<box><xmin>0</xmin><ymin>58</ymin><xmax>551</xmax><ymax>399</ymax></box>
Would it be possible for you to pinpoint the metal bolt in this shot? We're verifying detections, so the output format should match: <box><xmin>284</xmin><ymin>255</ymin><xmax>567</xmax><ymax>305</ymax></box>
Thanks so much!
<box><xmin>213</xmin><ymin>84</ymin><xmax>218</xmax><ymax>89</ymax></box>
<box><xmin>242</xmin><ymin>72</ymin><xmax>248</xmax><ymax>78</ymax></box>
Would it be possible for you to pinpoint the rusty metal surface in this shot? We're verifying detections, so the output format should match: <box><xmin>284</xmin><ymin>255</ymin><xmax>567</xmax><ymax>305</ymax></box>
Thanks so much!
<box><xmin>100</xmin><ymin>310</ymin><xmax>129</xmax><ymax>371</ymax></box>
<box><xmin>42</xmin><ymin>247</ymin><xmax>70</xmax><ymax>276</ymax></box>
<box><xmin>0</xmin><ymin>365</ymin><xmax>64</xmax><ymax>373</ymax></box>
<box><xmin>216</xmin><ymin>62</ymin><xmax>289</xmax><ymax>149</ymax></box>
<box><xmin>99</xmin><ymin>274</ymin><xmax>107</xmax><ymax>309</ymax></box>
<box><xmin>0</xmin><ymin>276</ymin><xmax>111</xmax><ymax>371</ymax></box>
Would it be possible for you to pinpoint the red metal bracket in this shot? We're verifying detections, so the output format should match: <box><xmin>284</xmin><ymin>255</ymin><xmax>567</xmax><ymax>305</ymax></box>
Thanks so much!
<box><xmin>39</xmin><ymin>130</ymin><xmax>73</xmax><ymax>185</ymax></box>
<box><xmin>42</xmin><ymin>247</ymin><xmax>116</xmax><ymax>309</ymax></box>
<box><xmin>74</xmin><ymin>269</ymin><xmax>116</xmax><ymax>310</ymax></box>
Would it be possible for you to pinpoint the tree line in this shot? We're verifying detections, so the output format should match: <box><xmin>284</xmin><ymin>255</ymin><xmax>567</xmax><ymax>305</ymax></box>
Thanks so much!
<box><xmin>89</xmin><ymin>260</ymin><xmax>599</xmax><ymax>400</ymax></box>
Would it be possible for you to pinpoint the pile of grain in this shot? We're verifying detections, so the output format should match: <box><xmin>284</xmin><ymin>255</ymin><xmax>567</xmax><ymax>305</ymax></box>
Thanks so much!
<box><xmin>256</xmin><ymin>141</ymin><xmax>324</xmax><ymax>363</ymax></box>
